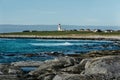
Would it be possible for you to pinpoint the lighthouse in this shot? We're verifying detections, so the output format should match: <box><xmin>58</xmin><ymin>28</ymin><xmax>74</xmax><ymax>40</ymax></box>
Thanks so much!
<box><xmin>58</xmin><ymin>24</ymin><xmax>62</xmax><ymax>31</ymax></box>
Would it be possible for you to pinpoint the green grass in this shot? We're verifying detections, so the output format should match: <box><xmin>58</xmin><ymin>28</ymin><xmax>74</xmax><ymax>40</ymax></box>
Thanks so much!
<box><xmin>1</xmin><ymin>31</ymin><xmax>120</xmax><ymax>36</ymax></box>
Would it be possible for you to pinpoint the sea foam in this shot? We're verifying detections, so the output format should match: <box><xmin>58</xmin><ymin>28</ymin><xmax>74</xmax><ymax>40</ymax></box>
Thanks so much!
<box><xmin>29</xmin><ymin>42</ymin><xmax>73</xmax><ymax>46</ymax></box>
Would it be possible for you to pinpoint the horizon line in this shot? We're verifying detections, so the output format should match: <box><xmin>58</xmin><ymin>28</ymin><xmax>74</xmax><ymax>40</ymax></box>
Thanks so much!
<box><xmin>0</xmin><ymin>24</ymin><xmax>120</xmax><ymax>26</ymax></box>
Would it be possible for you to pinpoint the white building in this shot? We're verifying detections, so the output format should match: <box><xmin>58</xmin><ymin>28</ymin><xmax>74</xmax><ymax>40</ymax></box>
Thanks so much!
<box><xmin>104</xmin><ymin>30</ymin><xmax>114</xmax><ymax>33</ymax></box>
<box><xmin>58</xmin><ymin>24</ymin><xmax>63</xmax><ymax>31</ymax></box>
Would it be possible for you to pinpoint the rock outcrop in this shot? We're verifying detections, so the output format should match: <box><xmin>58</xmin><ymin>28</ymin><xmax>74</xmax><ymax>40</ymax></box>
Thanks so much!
<box><xmin>11</xmin><ymin>61</ymin><xmax>43</xmax><ymax>67</ymax></box>
<box><xmin>27</xmin><ymin>55</ymin><xmax>120</xmax><ymax>80</ymax></box>
<box><xmin>29</xmin><ymin>57</ymin><xmax>82</xmax><ymax>76</ymax></box>
<box><xmin>0</xmin><ymin>64</ymin><xmax>23</xmax><ymax>80</ymax></box>
<box><xmin>84</xmin><ymin>56</ymin><xmax>120</xmax><ymax>79</ymax></box>
<box><xmin>0</xmin><ymin>50</ymin><xmax>120</xmax><ymax>80</ymax></box>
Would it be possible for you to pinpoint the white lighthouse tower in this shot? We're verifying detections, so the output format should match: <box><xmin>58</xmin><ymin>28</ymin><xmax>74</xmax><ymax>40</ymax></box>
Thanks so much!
<box><xmin>58</xmin><ymin>24</ymin><xmax>62</xmax><ymax>31</ymax></box>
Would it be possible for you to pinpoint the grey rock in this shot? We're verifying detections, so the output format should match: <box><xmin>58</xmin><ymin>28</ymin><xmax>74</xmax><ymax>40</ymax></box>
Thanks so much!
<box><xmin>55</xmin><ymin>56</ymin><xmax>81</xmax><ymax>67</ymax></box>
<box><xmin>37</xmin><ymin>73</ymin><xmax>55</xmax><ymax>80</ymax></box>
<box><xmin>80</xmin><ymin>58</ymin><xmax>91</xmax><ymax>65</ymax></box>
<box><xmin>53</xmin><ymin>73</ymin><xmax>119</xmax><ymax>80</ymax></box>
<box><xmin>0</xmin><ymin>71</ymin><xmax>3</xmax><ymax>75</ymax></box>
<box><xmin>0</xmin><ymin>64</ymin><xmax>10</xmax><ymax>74</ymax></box>
<box><xmin>0</xmin><ymin>54</ymin><xmax>119</xmax><ymax>80</ymax></box>
<box><xmin>61</xmin><ymin>58</ymin><xmax>91</xmax><ymax>74</ymax></box>
<box><xmin>53</xmin><ymin>75</ymin><xmax>63</xmax><ymax>80</ymax></box>
<box><xmin>0</xmin><ymin>75</ymin><xmax>19</xmax><ymax>80</ymax></box>
<box><xmin>29</xmin><ymin>57</ymin><xmax>81</xmax><ymax>76</ymax></box>
<box><xmin>43</xmin><ymin>74</ymin><xmax>55</xmax><ymax>80</ymax></box>
<box><xmin>61</xmin><ymin>63</ymin><xmax>83</xmax><ymax>74</ymax></box>
<box><xmin>0</xmin><ymin>64</ymin><xmax>23</xmax><ymax>80</ymax></box>
<box><xmin>84</xmin><ymin>56</ymin><xmax>120</xmax><ymax>79</ymax></box>
<box><xmin>53</xmin><ymin>74</ymin><xmax>81</xmax><ymax>80</ymax></box>
<box><xmin>8</xmin><ymin>68</ymin><xmax>22</xmax><ymax>74</ymax></box>
<box><xmin>11</xmin><ymin>61</ymin><xmax>43</xmax><ymax>67</ymax></box>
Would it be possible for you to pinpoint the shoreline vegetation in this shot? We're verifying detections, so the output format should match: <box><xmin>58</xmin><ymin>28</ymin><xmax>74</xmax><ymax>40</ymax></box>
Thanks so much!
<box><xmin>0</xmin><ymin>31</ymin><xmax>120</xmax><ymax>40</ymax></box>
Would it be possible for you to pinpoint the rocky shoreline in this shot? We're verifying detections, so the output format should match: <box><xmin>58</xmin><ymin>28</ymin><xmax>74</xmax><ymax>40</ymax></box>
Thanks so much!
<box><xmin>0</xmin><ymin>50</ymin><xmax>120</xmax><ymax>80</ymax></box>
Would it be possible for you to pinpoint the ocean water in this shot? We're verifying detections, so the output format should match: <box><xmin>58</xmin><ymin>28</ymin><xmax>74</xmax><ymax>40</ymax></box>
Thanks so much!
<box><xmin>0</xmin><ymin>25</ymin><xmax>120</xmax><ymax>33</ymax></box>
<box><xmin>0</xmin><ymin>38</ymin><xmax>120</xmax><ymax>63</ymax></box>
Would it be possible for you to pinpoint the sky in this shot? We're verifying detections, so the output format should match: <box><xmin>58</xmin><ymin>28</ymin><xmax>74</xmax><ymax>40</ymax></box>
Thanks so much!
<box><xmin>0</xmin><ymin>0</ymin><xmax>120</xmax><ymax>26</ymax></box>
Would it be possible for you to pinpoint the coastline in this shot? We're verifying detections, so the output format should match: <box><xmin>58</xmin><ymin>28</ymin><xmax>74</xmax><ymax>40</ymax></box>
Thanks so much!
<box><xmin>0</xmin><ymin>34</ymin><xmax>120</xmax><ymax>40</ymax></box>
<box><xmin>0</xmin><ymin>35</ymin><xmax>120</xmax><ymax>79</ymax></box>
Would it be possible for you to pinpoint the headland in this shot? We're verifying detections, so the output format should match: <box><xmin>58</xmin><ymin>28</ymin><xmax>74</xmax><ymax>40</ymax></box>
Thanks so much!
<box><xmin>0</xmin><ymin>31</ymin><xmax>120</xmax><ymax>40</ymax></box>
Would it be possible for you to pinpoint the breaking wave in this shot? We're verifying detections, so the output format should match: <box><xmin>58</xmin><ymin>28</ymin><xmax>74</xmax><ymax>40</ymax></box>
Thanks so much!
<box><xmin>29</xmin><ymin>42</ymin><xmax>73</xmax><ymax>46</ymax></box>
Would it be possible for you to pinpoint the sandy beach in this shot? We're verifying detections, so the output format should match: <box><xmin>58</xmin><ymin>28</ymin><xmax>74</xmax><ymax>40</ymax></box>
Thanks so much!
<box><xmin>0</xmin><ymin>34</ymin><xmax>120</xmax><ymax>40</ymax></box>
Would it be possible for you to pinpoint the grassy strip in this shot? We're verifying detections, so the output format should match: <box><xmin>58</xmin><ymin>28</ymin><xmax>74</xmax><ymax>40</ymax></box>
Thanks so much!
<box><xmin>1</xmin><ymin>31</ymin><xmax>120</xmax><ymax>36</ymax></box>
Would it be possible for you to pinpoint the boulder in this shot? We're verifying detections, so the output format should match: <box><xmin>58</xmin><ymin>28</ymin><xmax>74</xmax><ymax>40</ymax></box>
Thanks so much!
<box><xmin>61</xmin><ymin>63</ymin><xmax>84</xmax><ymax>74</ymax></box>
<box><xmin>0</xmin><ymin>64</ymin><xmax>10</xmax><ymax>74</ymax></box>
<box><xmin>8</xmin><ymin>66</ymin><xmax>23</xmax><ymax>74</ymax></box>
<box><xmin>53</xmin><ymin>75</ymin><xmax>63</xmax><ymax>80</ymax></box>
<box><xmin>58</xmin><ymin>58</ymin><xmax>90</xmax><ymax>74</ymax></box>
<box><xmin>84</xmin><ymin>56</ymin><xmax>120</xmax><ymax>79</ymax></box>
<box><xmin>0</xmin><ymin>64</ymin><xmax>23</xmax><ymax>80</ymax></box>
<box><xmin>29</xmin><ymin>57</ymin><xmax>81</xmax><ymax>77</ymax></box>
<box><xmin>37</xmin><ymin>73</ymin><xmax>55</xmax><ymax>80</ymax></box>
<box><xmin>0</xmin><ymin>75</ymin><xmax>19</xmax><ymax>80</ymax></box>
<box><xmin>53</xmin><ymin>73</ymin><xmax>120</xmax><ymax>80</ymax></box>
<box><xmin>0</xmin><ymin>71</ymin><xmax>3</xmax><ymax>75</ymax></box>
<box><xmin>28</xmin><ymin>56</ymin><xmax>120</xmax><ymax>80</ymax></box>
<box><xmin>11</xmin><ymin>61</ymin><xmax>43</xmax><ymax>67</ymax></box>
<box><xmin>79</xmin><ymin>58</ymin><xmax>91</xmax><ymax>67</ymax></box>
<box><xmin>53</xmin><ymin>74</ymin><xmax>81</xmax><ymax>80</ymax></box>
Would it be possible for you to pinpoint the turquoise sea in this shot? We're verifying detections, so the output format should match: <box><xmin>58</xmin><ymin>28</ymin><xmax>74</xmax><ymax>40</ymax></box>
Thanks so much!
<box><xmin>0</xmin><ymin>38</ymin><xmax>120</xmax><ymax>63</ymax></box>
<box><xmin>0</xmin><ymin>25</ymin><xmax>120</xmax><ymax>63</ymax></box>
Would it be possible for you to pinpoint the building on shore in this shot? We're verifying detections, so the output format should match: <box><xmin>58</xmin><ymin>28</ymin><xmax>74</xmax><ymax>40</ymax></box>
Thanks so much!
<box><xmin>93</xmin><ymin>29</ymin><xmax>102</xmax><ymax>32</ymax></box>
<box><xmin>58</xmin><ymin>24</ymin><xmax>63</xmax><ymax>31</ymax></box>
<box><xmin>79</xmin><ymin>29</ymin><xmax>85</xmax><ymax>31</ymax></box>
<box><xmin>104</xmin><ymin>30</ymin><xmax>114</xmax><ymax>33</ymax></box>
